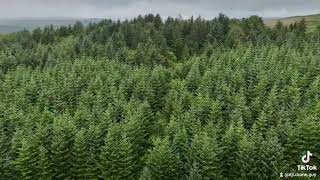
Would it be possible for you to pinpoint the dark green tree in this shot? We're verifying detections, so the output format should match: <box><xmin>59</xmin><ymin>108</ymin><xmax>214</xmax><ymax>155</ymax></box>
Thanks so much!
<box><xmin>51</xmin><ymin>114</ymin><xmax>75</xmax><ymax>179</ymax></box>
<box><xmin>220</xmin><ymin>120</ymin><xmax>247</xmax><ymax>179</ymax></box>
<box><xmin>142</xmin><ymin>137</ymin><xmax>182</xmax><ymax>180</ymax></box>
<box><xmin>14</xmin><ymin>138</ymin><xmax>38</xmax><ymax>180</ymax></box>
<box><xmin>100</xmin><ymin>125</ymin><xmax>135</xmax><ymax>179</ymax></box>
<box><xmin>190</xmin><ymin>132</ymin><xmax>221</xmax><ymax>179</ymax></box>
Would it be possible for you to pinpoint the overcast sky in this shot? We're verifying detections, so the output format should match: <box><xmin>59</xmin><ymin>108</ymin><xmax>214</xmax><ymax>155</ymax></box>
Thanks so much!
<box><xmin>0</xmin><ymin>0</ymin><xmax>319</xmax><ymax>19</ymax></box>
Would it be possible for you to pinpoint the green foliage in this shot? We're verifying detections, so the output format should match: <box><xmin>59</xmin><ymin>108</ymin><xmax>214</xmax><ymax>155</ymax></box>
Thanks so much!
<box><xmin>37</xmin><ymin>146</ymin><xmax>53</xmax><ymax>180</ymax></box>
<box><xmin>285</xmin><ymin>115</ymin><xmax>320</xmax><ymax>169</ymax></box>
<box><xmin>143</xmin><ymin>137</ymin><xmax>182</xmax><ymax>180</ymax></box>
<box><xmin>190</xmin><ymin>132</ymin><xmax>221</xmax><ymax>179</ymax></box>
<box><xmin>186</xmin><ymin>60</ymin><xmax>201</xmax><ymax>93</ymax></box>
<box><xmin>220</xmin><ymin>120</ymin><xmax>247</xmax><ymax>179</ymax></box>
<box><xmin>71</xmin><ymin>129</ymin><xmax>93</xmax><ymax>179</ymax></box>
<box><xmin>0</xmin><ymin>14</ymin><xmax>318</xmax><ymax>179</ymax></box>
<box><xmin>51</xmin><ymin>114</ymin><xmax>75</xmax><ymax>179</ymax></box>
<box><xmin>241</xmin><ymin>128</ymin><xmax>284</xmax><ymax>179</ymax></box>
<box><xmin>14</xmin><ymin>138</ymin><xmax>38</xmax><ymax>180</ymax></box>
<box><xmin>100</xmin><ymin>125</ymin><xmax>135</xmax><ymax>179</ymax></box>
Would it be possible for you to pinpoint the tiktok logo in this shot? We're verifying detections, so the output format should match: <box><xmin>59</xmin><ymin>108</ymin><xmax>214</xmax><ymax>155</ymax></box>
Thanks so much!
<box><xmin>297</xmin><ymin>151</ymin><xmax>317</xmax><ymax>171</ymax></box>
<box><xmin>302</xmin><ymin>151</ymin><xmax>312</xmax><ymax>164</ymax></box>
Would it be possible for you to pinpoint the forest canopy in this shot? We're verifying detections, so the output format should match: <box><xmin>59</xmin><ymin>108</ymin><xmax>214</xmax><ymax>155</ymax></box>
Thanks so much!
<box><xmin>0</xmin><ymin>14</ymin><xmax>319</xmax><ymax>179</ymax></box>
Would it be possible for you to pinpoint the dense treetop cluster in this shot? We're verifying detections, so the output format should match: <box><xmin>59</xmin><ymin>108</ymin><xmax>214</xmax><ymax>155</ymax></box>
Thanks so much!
<box><xmin>0</xmin><ymin>14</ymin><xmax>319</xmax><ymax>179</ymax></box>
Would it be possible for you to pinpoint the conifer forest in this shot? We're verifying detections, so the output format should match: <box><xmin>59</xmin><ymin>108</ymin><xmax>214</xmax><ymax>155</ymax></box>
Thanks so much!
<box><xmin>0</xmin><ymin>14</ymin><xmax>320</xmax><ymax>179</ymax></box>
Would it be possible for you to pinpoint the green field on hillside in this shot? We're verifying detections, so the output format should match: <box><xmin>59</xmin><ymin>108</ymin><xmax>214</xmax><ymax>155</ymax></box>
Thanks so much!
<box><xmin>265</xmin><ymin>14</ymin><xmax>320</xmax><ymax>32</ymax></box>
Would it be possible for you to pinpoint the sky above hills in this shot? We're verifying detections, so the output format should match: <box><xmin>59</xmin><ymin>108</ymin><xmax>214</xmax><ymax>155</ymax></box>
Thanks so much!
<box><xmin>0</xmin><ymin>0</ymin><xmax>319</xmax><ymax>19</ymax></box>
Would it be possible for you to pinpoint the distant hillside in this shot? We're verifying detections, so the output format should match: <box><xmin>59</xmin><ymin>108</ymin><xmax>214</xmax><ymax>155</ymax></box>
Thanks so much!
<box><xmin>264</xmin><ymin>14</ymin><xmax>320</xmax><ymax>32</ymax></box>
<box><xmin>0</xmin><ymin>18</ymin><xmax>101</xmax><ymax>33</ymax></box>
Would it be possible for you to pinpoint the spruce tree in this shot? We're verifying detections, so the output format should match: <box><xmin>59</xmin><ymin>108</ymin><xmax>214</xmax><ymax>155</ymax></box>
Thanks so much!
<box><xmin>190</xmin><ymin>93</ymin><xmax>212</xmax><ymax>125</ymax></box>
<box><xmin>37</xmin><ymin>145</ymin><xmax>53</xmax><ymax>180</ymax></box>
<box><xmin>100</xmin><ymin>125</ymin><xmax>135</xmax><ymax>179</ymax></box>
<box><xmin>148</xmin><ymin>66</ymin><xmax>169</xmax><ymax>113</ymax></box>
<box><xmin>143</xmin><ymin>137</ymin><xmax>182</xmax><ymax>180</ymax></box>
<box><xmin>186</xmin><ymin>60</ymin><xmax>201</xmax><ymax>94</ymax></box>
<box><xmin>0</xmin><ymin>131</ymin><xmax>13</xmax><ymax>179</ymax></box>
<box><xmin>123</xmin><ymin>103</ymin><xmax>151</xmax><ymax>177</ymax></box>
<box><xmin>14</xmin><ymin>138</ymin><xmax>38</xmax><ymax>180</ymax></box>
<box><xmin>72</xmin><ymin>129</ymin><xmax>91</xmax><ymax>179</ymax></box>
<box><xmin>172</xmin><ymin>127</ymin><xmax>190</xmax><ymax>178</ymax></box>
<box><xmin>86</xmin><ymin>124</ymin><xmax>104</xmax><ymax>177</ymax></box>
<box><xmin>190</xmin><ymin>132</ymin><xmax>221</xmax><ymax>179</ymax></box>
<box><xmin>220</xmin><ymin>120</ymin><xmax>246</xmax><ymax>179</ymax></box>
<box><xmin>242</xmin><ymin>126</ymin><xmax>285</xmax><ymax>179</ymax></box>
<box><xmin>263</xmin><ymin>86</ymin><xmax>279</xmax><ymax>128</ymax></box>
<box><xmin>51</xmin><ymin>114</ymin><xmax>75</xmax><ymax>179</ymax></box>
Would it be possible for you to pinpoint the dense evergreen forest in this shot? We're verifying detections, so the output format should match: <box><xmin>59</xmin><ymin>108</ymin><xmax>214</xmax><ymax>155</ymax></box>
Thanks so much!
<box><xmin>0</xmin><ymin>14</ymin><xmax>320</xmax><ymax>179</ymax></box>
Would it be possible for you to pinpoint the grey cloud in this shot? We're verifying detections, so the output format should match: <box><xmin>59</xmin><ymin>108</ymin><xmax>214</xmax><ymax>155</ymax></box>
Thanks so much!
<box><xmin>0</xmin><ymin>0</ymin><xmax>319</xmax><ymax>19</ymax></box>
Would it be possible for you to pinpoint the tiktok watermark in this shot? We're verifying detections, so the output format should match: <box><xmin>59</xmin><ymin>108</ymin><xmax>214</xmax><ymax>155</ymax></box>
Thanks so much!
<box><xmin>302</xmin><ymin>151</ymin><xmax>313</xmax><ymax>164</ymax></box>
<box><xmin>280</xmin><ymin>151</ymin><xmax>318</xmax><ymax>178</ymax></box>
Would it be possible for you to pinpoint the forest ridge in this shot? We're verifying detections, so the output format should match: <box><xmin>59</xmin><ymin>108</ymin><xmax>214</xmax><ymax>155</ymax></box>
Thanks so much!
<box><xmin>0</xmin><ymin>14</ymin><xmax>319</xmax><ymax>179</ymax></box>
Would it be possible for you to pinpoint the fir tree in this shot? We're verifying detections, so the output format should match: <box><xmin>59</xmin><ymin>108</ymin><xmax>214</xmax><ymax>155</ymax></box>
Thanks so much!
<box><xmin>220</xmin><ymin>120</ymin><xmax>246</xmax><ymax>179</ymax></box>
<box><xmin>143</xmin><ymin>137</ymin><xmax>182</xmax><ymax>180</ymax></box>
<box><xmin>37</xmin><ymin>146</ymin><xmax>53</xmax><ymax>180</ymax></box>
<box><xmin>14</xmin><ymin>138</ymin><xmax>38</xmax><ymax>180</ymax></box>
<box><xmin>72</xmin><ymin>129</ymin><xmax>91</xmax><ymax>179</ymax></box>
<box><xmin>51</xmin><ymin>114</ymin><xmax>75</xmax><ymax>179</ymax></box>
<box><xmin>100</xmin><ymin>125</ymin><xmax>135</xmax><ymax>179</ymax></box>
<box><xmin>190</xmin><ymin>132</ymin><xmax>221</xmax><ymax>179</ymax></box>
<box><xmin>186</xmin><ymin>60</ymin><xmax>201</xmax><ymax>93</ymax></box>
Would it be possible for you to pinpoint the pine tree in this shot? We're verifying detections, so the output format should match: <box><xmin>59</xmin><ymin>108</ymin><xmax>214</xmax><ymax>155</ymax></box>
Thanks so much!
<box><xmin>163</xmin><ymin>79</ymin><xmax>192</xmax><ymax>119</ymax></box>
<box><xmin>190</xmin><ymin>93</ymin><xmax>212</xmax><ymax>124</ymax></box>
<box><xmin>209</xmin><ymin>100</ymin><xmax>227</xmax><ymax>138</ymax></box>
<box><xmin>254</xmin><ymin>110</ymin><xmax>268</xmax><ymax>137</ymax></box>
<box><xmin>123</xmin><ymin>102</ymin><xmax>152</xmax><ymax>177</ymax></box>
<box><xmin>263</xmin><ymin>86</ymin><xmax>279</xmax><ymax>128</ymax></box>
<box><xmin>257</xmin><ymin>130</ymin><xmax>284</xmax><ymax>179</ymax></box>
<box><xmin>284</xmin><ymin>79</ymin><xmax>301</xmax><ymax>121</ymax></box>
<box><xmin>237</xmin><ymin>128</ymin><xmax>254</xmax><ymax>179</ymax></box>
<box><xmin>37</xmin><ymin>145</ymin><xmax>53</xmax><ymax>180</ymax></box>
<box><xmin>100</xmin><ymin>125</ymin><xmax>135</xmax><ymax>179</ymax></box>
<box><xmin>34</xmin><ymin>123</ymin><xmax>52</xmax><ymax>150</ymax></box>
<box><xmin>9</xmin><ymin>128</ymin><xmax>24</xmax><ymax>179</ymax></box>
<box><xmin>209</xmin><ymin>100</ymin><xmax>223</xmax><ymax>125</ymax></box>
<box><xmin>148</xmin><ymin>66</ymin><xmax>169</xmax><ymax>113</ymax></box>
<box><xmin>242</xmin><ymin>128</ymin><xmax>284</xmax><ymax>179</ymax></box>
<box><xmin>143</xmin><ymin>137</ymin><xmax>182</xmax><ymax>180</ymax></box>
<box><xmin>306</xmin><ymin>76</ymin><xmax>320</xmax><ymax>106</ymax></box>
<box><xmin>86</xmin><ymin>124</ymin><xmax>103</xmax><ymax>178</ymax></box>
<box><xmin>190</xmin><ymin>132</ymin><xmax>221</xmax><ymax>179</ymax></box>
<box><xmin>51</xmin><ymin>114</ymin><xmax>75</xmax><ymax>179</ymax></box>
<box><xmin>72</xmin><ymin>129</ymin><xmax>91</xmax><ymax>179</ymax></box>
<box><xmin>14</xmin><ymin>138</ymin><xmax>38</xmax><ymax>180</ymax></box>
<box><xmin>220</xmin><ymin>120</ymin><xmax>246</xmax><ymax>179</ymax></box>
<box><xmin>0</xmin><ymin>131</ymin><xmax>13</xmax><ymax>179</ymax></box>
<box><xmin>186</xmin><ymin>60</ymin><xmax>201</xmax><ymax>93</ymax></box>
<box><xmin>172</xmin><ymin>127</ymin><xmax>190</xmax><ymax>178</ymax></box>
<box><xmin>231</xmin><ymin>89</ymin><xmax>251</xmax><ymax>128</ymax></box>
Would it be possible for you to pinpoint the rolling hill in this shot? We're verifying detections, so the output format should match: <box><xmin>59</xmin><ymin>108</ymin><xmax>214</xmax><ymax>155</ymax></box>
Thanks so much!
<box><xmin>0</xmin><ymin>18</ymin><xmax>101</xmax><ymax>34</ymax></box>
<box><xmin>264</xmin><ymin>14</ymin><xmax>320</xmax><ymax>32</ymax></box>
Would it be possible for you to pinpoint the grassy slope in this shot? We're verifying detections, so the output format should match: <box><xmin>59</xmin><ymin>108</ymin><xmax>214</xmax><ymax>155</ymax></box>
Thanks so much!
<box><xmin>264</xmin><ymin>14</ymin><xmax>320</xmax><ymax>32</ymax></box>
